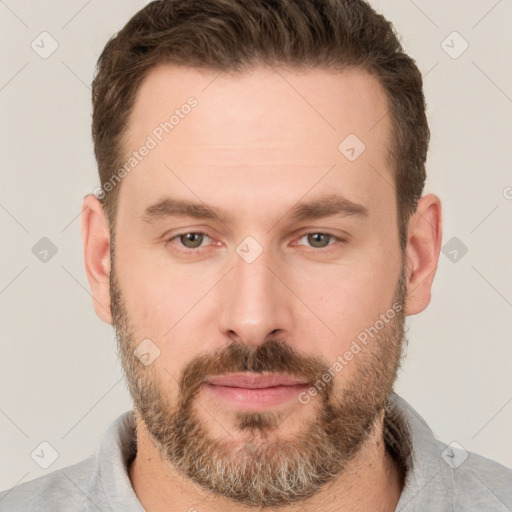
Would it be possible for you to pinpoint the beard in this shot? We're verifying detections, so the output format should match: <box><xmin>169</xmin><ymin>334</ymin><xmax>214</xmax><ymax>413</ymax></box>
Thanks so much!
<box><xmin>110</xmin><ymin>258</ymin><xmax>408</xmax><ymax>508</ymax></box>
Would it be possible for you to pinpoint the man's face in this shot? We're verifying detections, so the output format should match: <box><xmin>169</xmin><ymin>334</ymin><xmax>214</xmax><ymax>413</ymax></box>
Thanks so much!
<box><xmin>110</xmin><ymin>65</ymin><xmax>407</xmax><ymax>506</ymax></box>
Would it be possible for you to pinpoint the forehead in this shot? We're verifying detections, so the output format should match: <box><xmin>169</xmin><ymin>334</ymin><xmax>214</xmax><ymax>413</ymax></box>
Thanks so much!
<box><xmin>127</xmin><ymin>63</ymin><xmax>391</xmax><ymax>157</ymax></box>
<box><xmin>119</xmin><ymin>64</ymin><xmax>395</xmax><ymax>225</ymax></box>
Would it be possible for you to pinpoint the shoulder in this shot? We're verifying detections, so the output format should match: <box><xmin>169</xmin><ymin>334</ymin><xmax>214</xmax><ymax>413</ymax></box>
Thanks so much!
<box><xmin>389</xmin><ymin>394</ymin><xmax>512</xmax><ymax>512</ymax></box>
<box><xmin>442</xmin><ymin>442</ymin><xmax>512</xmax><ymax>511</ymax></box>
<box><xmin>0</xmin><ymin>411</ymin><xmax>138</xmax><ymax>512</ymax></box>
<box><xmin>0</xmin><ymin>455</ymin><xmax>97</xmax><ymax>511</ymax></box>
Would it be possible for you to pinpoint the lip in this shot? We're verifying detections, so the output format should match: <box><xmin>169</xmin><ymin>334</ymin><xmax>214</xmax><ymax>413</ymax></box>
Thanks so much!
<box><xmin>205</xmin><ymin>372</ymin><xmax>309</xmax><ymax>388</ymax></box>
<box><xmin>203</xmin><ymin>373</ymin><xmax>310</xmax><ymax>411</ymax></box>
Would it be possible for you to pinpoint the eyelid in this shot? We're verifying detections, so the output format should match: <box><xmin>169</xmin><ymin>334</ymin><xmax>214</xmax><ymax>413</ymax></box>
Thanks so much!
<box><xmin>291</xmin><ymin>224</ymin><xmax>350</xmax><ymax>240</ymax></box>
<box><xmin>162</xmin><ymin>226</ymin><xmax>214</xmax><ymax>241</ymax></box>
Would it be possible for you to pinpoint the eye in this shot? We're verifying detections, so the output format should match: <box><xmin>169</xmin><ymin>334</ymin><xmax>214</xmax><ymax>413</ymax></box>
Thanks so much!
<box><xmin>171</xmin><ymin>232</ymin><xmax>212</xmax><ymax>249</ymax></box>
<box><xmin>297</xmin><ymin>232</ymin><xmax>340</xmax><ymax>249</ymax></box>
<box><xmin>166</xmin><ymin>231</ymin><xmax>344</xmax><ymax>253</ymax></box>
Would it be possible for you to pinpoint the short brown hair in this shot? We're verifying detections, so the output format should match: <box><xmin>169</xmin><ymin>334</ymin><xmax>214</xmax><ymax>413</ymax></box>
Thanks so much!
<box><xmin>92</xmin><ymin>0</ymin><xmax>429</xmax><ymax>249</ymax></box>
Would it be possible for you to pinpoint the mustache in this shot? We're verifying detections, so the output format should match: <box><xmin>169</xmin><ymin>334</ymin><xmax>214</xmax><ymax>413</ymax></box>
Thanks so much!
<box><xmin>178</xmin><ymin>339</ymin><xmax>332</xmax><ymax>407</ymax></box>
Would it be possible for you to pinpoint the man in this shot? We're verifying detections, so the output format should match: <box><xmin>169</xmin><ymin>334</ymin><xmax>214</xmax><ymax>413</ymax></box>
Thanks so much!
<box><xmin>1</xmin><ymin>0</ymin><xmax>511</xmax><ymax>510</ymax></box>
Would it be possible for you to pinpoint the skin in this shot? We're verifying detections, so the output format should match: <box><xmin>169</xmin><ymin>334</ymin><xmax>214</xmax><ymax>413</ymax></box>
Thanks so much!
<box><xmin>81</xmin><ymin>64</ymin><xmax>442</xmax><ymax>511</ymax></box>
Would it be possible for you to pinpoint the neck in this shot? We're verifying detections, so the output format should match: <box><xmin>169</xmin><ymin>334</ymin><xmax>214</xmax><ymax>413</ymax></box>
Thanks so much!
<box><xmin>128</xmin><ymin>410</ymin><xmax>403</xmax><ymax>512</ymax></box>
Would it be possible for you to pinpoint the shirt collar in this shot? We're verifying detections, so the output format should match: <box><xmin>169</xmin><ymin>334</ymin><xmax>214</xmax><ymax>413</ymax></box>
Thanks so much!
<box><xmin>388</xmin><ymin>393</ymin><xmax>453</xmax><ymax>511</ymax></box>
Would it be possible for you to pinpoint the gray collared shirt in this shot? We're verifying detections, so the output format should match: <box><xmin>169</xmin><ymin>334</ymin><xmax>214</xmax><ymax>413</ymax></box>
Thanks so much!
<box><xmin>1</xmin><ymin>393</ymin><xmax>511</xmax><ymax>511</ymax></box>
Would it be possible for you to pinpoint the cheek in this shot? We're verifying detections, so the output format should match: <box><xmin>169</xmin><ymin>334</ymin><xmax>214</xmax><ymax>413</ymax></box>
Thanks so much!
<box><xmin>113</xmin><ymin>251</ymin><xmax>188</xmax><ymax>366</ymax></box>
<box><xmin>115</xmin><ymin>236</ymin><xmax>195</xmax><ymax>320</ymax></box>
<box><xmin>287</xmin><ymin>247</ymin><xmax>400</xmax><ymax>359</ymax></box>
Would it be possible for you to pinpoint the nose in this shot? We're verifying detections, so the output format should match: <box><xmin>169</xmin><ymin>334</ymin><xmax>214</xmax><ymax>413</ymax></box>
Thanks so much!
<box><xmin>217</xmin><ymin>246</ymin><xmax>294</xmax><ymax>347</ymax></box>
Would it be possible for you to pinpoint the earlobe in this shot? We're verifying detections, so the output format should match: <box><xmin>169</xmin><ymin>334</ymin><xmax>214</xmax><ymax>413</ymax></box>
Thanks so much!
<box><xmin>81</xmin><ymin>194</ymin><xmax>113</xmax><ymax>324</ymax></box>
<box><xmin>404</xmin><ymin>194</ymin><xmax>443</xmax><ymax>316</ymax></box>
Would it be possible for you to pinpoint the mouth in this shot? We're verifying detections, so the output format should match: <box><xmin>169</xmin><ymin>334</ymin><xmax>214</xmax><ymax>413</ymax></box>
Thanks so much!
<box><xmin>203</xmin><ymin>372</ymin><xmax>310</xmax><ymax>411</ymax></box>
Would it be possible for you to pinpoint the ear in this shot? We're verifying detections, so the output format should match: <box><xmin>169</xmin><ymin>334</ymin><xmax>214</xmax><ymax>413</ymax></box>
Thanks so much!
<box><xmin>404</xmin><ymin>193</ymin><xmax>443</xmax><ymax>316</ymax></box>
<box><xmin>81</xmin><ymin>193</ymin><xmax>112</xmax><ymax>324</ymax></box>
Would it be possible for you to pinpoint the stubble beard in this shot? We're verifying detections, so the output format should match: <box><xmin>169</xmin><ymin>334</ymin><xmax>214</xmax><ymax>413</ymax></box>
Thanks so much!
<box><xmin>110</xmin><ymin>260</ymin><xmax>407</xmax><ymax>507</ymax></box>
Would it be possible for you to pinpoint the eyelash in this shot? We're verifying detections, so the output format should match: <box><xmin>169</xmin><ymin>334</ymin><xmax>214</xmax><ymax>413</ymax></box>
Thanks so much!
<box><xmin>166</xmin><ymin>231</ymin><xmax>346</xmax><ymax>253</ymax></box>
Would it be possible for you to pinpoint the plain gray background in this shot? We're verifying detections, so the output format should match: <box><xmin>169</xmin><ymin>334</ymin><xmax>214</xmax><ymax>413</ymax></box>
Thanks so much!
<box><xmin>1</xmin><ymin>0</ymin><xmax>511</xmax><ymax>490</ymax></box>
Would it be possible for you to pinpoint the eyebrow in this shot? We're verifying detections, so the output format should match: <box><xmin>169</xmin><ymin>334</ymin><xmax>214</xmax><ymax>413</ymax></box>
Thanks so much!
<box><xmin>288</xmin><ymin>194</ymin><xmax>369</xmax><ymax>222</ymax></box>
<box><xmin>141</xmin><ymin>194</ymin><xmax>369</xmax><ymax>225</ymax></box>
